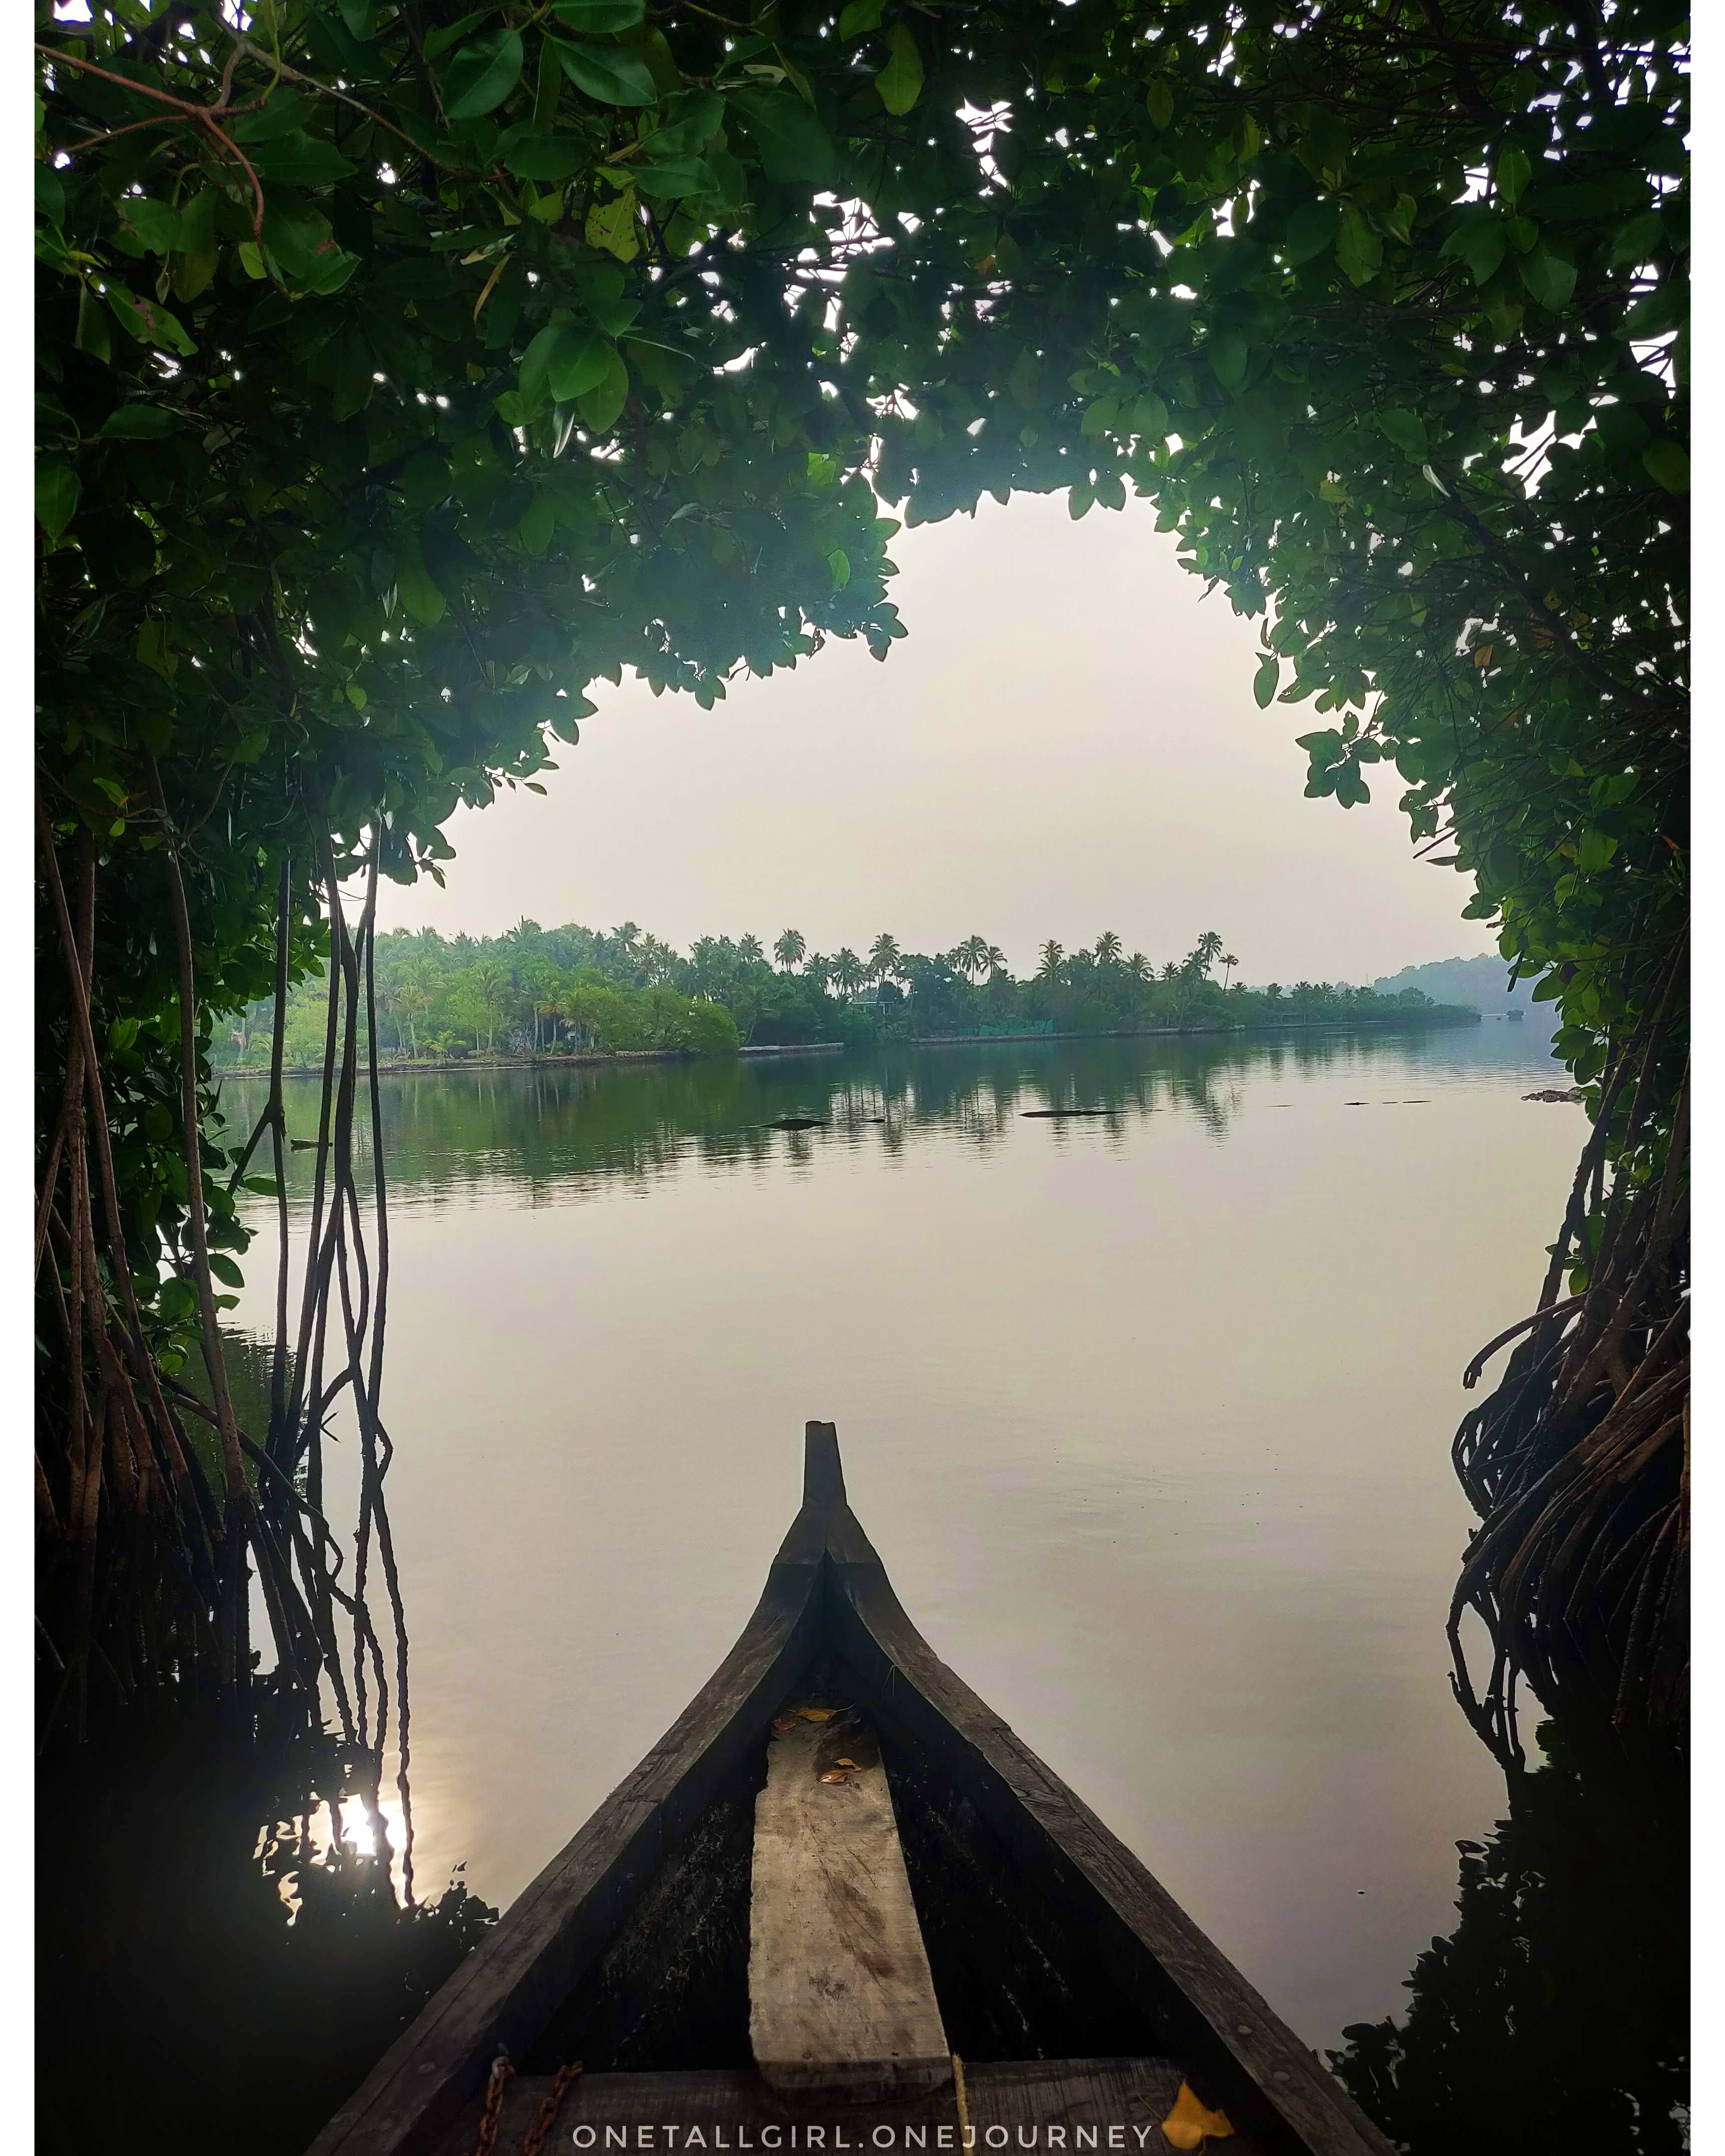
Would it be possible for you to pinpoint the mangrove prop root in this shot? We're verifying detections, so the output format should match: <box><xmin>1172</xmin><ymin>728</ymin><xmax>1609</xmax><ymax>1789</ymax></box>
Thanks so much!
<box><xmin>1448</xmin><ymin>968</ymin><xmax>1689</xmax><ymax>1767</ymax></box>
<box><xmin>36</xmin><ymin>804</ymin><xmax>414</xmax><ymax>1879</ymax></box>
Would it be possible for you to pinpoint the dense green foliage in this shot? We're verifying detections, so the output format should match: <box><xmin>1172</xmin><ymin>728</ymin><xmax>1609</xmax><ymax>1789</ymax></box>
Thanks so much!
<box><xmin>209</xmin><ymin>915</ymin><xmax>1456</xmax><ymax>1066</ymax></box>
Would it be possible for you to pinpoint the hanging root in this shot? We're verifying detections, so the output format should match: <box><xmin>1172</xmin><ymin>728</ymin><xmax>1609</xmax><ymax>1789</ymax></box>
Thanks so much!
<box><xmin>1448</xmin><ymin>960</ymin><xmax>1688</xmax><ymax>1768</ymax></box>
<box><xmin>36</xmin><ymin>797</ymin><xmax>412</xmax><ymax>1880</ymax></box>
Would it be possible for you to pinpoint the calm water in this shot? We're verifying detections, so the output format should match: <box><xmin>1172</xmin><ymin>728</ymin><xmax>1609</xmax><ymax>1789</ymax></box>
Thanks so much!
<box><xmin>211</xmin><ymin>1020</ymin><xmax>1597</xmax><ymax>2060</ymax></box>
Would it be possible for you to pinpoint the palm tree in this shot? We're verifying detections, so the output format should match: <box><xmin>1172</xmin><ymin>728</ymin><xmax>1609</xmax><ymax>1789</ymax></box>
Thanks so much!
<box><xmin>738</xmin><ymin>933</ymin><xmax>765</xmax><ymax>967</ymax></box>
<box><xmin>394</xmin><ymin>961</ymin><xmax>435</xmax><ymax>1055</ymax></box>
<box><xmin>982</xmin><ymin>943</ymin><xmax>1006</xmax><ymax>977</ymax></box>
<box><xmin>773</xmin><ymin>928</ymin><xmax>806</xmax><ymax>972</ymax></box>
<box><xmin>638</xmin><ymin>934</ymin><xmax>677</xmax><ymax>984</ymax></box>
<box><xmin>1218</xmin><ymin>952</ymin><xmax>1239</xmax><ymax>994</ymax></box>
<box><xmin>867</xmin><ymin>932</ymin><xmax>901</xmax><ymax>984</ymax></box>
<box><xmin>803</xmin><ymin>950</ymin><xmax>831</xmax><ymax>990</ymax></box>
<box><xmin>951</xmin><ymin>934</ymin><xmax>994</xmax><ymax>983</ymax></box>
<box><xmin>1189</xmin><ymin>929</ymin><xmax>1225</xmax><ymax>980</ymax></box>
<box><xmin>466</xmin><ymin>957</ymin><xmax>512</xmax><ymax>1051</ymax></box>
<box><xmin>1036</xmin><ymin>939</ymin><xmax>1064</xmax><ymax>982</ymax></box>
<box><xmin>1095</xmin><ymin>930</ymin><xmax>1124</xmax><ymax>967</ymax></box>
<box><xmin>1127</xmin><ymin>952</ymin><xmax>1151</xmax><ymax>985</ymax></box>
<box><xmin>519</xmin><ymin>957</ymin><xmax>561</xmax><ymax>1049</ymax></box>
<box><xmin>610</xmin><ymin>921</ymin><xmax>642</xmax><ymax>969</ymax></box>
<box><xmin>831</xmin><ymin>948</ymin><xmax>865</xmax><ymax>998</ymax></box>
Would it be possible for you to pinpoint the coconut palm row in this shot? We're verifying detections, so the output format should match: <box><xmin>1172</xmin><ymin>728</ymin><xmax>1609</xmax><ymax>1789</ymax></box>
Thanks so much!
<box><xmin>750</xmin><ymin>928</ymin><xmax>1238</xmax><ymax>999</ymax></box>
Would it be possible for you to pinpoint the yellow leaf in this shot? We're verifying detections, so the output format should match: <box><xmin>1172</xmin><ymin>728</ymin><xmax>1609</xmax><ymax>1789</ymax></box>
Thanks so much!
<box><xmin>793</xmin><ymin>1705</ymin><xmax>835</xmax><ymax>1722</ymax></box>
<box><xmin>819</xmin><ymin>1769</ymin><xmax>851</xmax><ymax>1784</ymax></box>
<box><xmin>834</xmin><ymin>1757</ymin><xmax>858</xmax><ymax>1768</ymax></box>
<box><xmin>1473</xmin><ymin>642</ymin><xmax>1494</xmax><ymax>669</ymax></box>
<box><xmin>1160</xmin><ymin>2082</ymin><xmax>1234</xmax><ymax>2149</ymax></box>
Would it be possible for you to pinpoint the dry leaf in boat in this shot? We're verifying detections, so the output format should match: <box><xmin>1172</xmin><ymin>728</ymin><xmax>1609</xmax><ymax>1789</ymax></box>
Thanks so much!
<box><xmin>795</xmin><ymin>1706</ymin><xmax>835</xmax><ymax>1723</ymax></box>
<box><xmin>772</xmin><ymin>1717</ymin><xmax>797</xmax><ymax>1732</ymax></box>
<box><xmin>819</xmin><ymin>1769</ymin><xmax>851</xmax><ymax>1784</ymax></box>
<box><xmin>1160</xmin><ymin>2082</ymin><xmax>1234</xmax><ymax>2149</ymax></box>
<box><xmin>834</xmin><ymin>1757</ymin><xmax>858</xmax><ymax>1769</ymax></box>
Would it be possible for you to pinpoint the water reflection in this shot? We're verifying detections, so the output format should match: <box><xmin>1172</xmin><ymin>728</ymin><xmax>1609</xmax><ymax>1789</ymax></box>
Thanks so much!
<box><xmin>36</xmin><ymin>1699</ymin><xmax>496</xmax><ymax>2156</ymax></box>
<box><xmin>1330</xmin><ymin>1728</ymin><xmax>1688</xmax><ymax>2154</ymax></box>
<box><xmin>218</xmin><ymin>1023</ymin><xmax>1552</xmax><ymax>1211</ymax></box>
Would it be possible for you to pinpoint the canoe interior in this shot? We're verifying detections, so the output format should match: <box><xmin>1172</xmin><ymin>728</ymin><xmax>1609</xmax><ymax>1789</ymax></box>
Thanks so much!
<box><xmin>526</xmin><ymin>1649</ymin><xmax>1158</xmax><ymax>2079</ymax></box>
<box><xmin>308</xmin><ymin>1425</ymin><xmax>1392</xmax><ymax>2156</ymax></box>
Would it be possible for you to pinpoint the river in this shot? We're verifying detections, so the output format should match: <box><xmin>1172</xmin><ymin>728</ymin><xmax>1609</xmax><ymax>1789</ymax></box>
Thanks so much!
<box><xmin>212</xmin><ymin>1021</ymin><xmax>1592</xmax><ymax>2041</ymax></box>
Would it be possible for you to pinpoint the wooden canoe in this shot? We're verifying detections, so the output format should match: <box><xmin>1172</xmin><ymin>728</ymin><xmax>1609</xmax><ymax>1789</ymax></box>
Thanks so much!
<box><xmin>307</xmin><ymin>1425</ymin><xmax>1394</xmax><ymax>2156</ymax></box>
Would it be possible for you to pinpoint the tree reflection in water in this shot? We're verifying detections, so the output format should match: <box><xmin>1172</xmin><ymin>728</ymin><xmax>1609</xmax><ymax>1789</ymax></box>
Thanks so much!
<box><xmin>1330</xmin><ymin>1725</ymin><xmax>1687</xmax><ymax>2155</ymax></box>
<box><xmin>36</xmin><ymin>1690</ymin><xmax>496</xmax><ymax>2156</ymax></box>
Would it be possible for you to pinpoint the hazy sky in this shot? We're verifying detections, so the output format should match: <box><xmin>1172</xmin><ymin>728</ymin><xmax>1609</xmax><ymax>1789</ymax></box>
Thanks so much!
<box><xmin>376</xmin><ymin>491</ymin><xmax>1496</xmax><ymax>986</ymax></box>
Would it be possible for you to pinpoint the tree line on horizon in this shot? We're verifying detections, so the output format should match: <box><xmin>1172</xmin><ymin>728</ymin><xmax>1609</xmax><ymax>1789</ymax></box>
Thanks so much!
<box><xmin>212</xmin><ymin>917</ymin><xmax>1454</xmax><ymax>1069</ymax></box>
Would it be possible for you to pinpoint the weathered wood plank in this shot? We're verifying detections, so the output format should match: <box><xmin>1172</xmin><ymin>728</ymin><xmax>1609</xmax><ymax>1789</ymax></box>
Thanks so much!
<box><xmin>749</xmin><ymin>1711</ymin><xmax>948</xmax><ymax>2102</ymax></box>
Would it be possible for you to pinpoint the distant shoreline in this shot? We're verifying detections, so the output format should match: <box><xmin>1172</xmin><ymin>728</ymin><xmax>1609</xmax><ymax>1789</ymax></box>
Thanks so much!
<box><xmin>214</xmin><ymin>1007</ymin><xmax>1481</xmax><ymax>1083</ymax></box>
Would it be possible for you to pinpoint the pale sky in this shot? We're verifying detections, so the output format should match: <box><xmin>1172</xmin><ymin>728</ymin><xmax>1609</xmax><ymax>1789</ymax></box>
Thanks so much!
<box><xmin>377</xmin><ymin>491</ymin><xmax>1495</xmax><ymax>986</ymax></box>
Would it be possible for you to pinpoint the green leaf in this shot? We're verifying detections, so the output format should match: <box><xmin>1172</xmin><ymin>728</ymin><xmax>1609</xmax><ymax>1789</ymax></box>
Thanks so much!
<box><xmin>99</xmin><ymin>405</ymin><xmax>183</xmax><ymax>439</ymax></box>
<box><xmin>1382</xmin><ymin>192</ymin><xmax>1417</xmax><ymax>246</ymax></box>
<box><xmin>243</xmin><ymin>133</ymin><xmax>357</xmax><ymax>185</ymax></box>
<box><xmin>1208</xmin><ymin>328</ymin><xmax>1249</xmax><ymax>390</ymax></box>
<box><xmin>207</xmin><ymin>1252</ymin><xmax>246</xmax><ymax>1288</ymax></box>
<box><xmin>1440</xmin><ymin>213</ymin><xmax>1506</xmax><ymax>288</ymax></box>
<box><xmin>1336</xmin><ymin>202</ymin><xmax>1382</xmax><ymax>286</ymax></box>
<box><xmin>1145</xmin><ymin>80</ymin><xmax>1173</xmax><ymax>132</ymax></box>
<box><xmin>577</xmin><ymin>349</ymin><xmax>630</xmax><ymax>432</ymax></box>
<box><xmin>627</xmin><ymin>154</ymin><xmax>716</xmax><ymax>200</ymax></box>
<box><xmin>36</xmin><ymin>459</ymin><xmax>79</xmax><ymax>546</ymax></box>
<box><xmin>35</xmin><ymin>162</ymin><xmax>65</xmax><ymax>226</ymax></box>
<box><xmin>422</xmin><ymin>11</ymin><xmax>488</xmax><ymax>59</ymax></box>
<box><xmin>399</xmin><ymin>451</ymin><xmax>452</xmax><ymax>510</ymax></box>
<box><xmin>1496</xmin><ymin>147</ymin><xmax>1532</xmax><ymax>207</ymax></box>
<box><xmin>120</xmin><ymin>198</ymin><xmax>180</xmax><ymax>255</ymax></box>
<box><xmin>558</xmin><ymin>39</ymin><xmax>659</xmax><ymax>106</ymax></box>
<box><xmin>548</xmin><ymin>327</ymin><xmax>614</xmax><ymax>401</ymax></box>
<box><xmin>395</xmin><ymin>538</ymin><xmax>447</xmax><ymax>626</ymax></box>
<box><xmin>1376</xmin><ymin>407</ymin><xmax>1429</xmax><ymax>460</ymax></box>
<box><xmin>1253</xmin><ymin>654</ymin><xmax>1279</xmax><ymax>709</ymax></box>
<box><xmin>74</xmin><ymin>285</ymin><xmax>110</xmax><ymax>361</ymax></box>
<box><xmin>1574</xmin><ymin>829</ymin><xmax>1619</xmax><ymax>873</ymax></box>
<box><xmin>585</xmin><ymin>187</ymin><xmax>640</xmax><ymax>260</ymax></box>
<box><xmin>876</xmin><ymin>24</ymin><xmax>923</xmax><ymax>115</ymax></box>
<box><xmin>553</xmin><ymin>0</ymin><xmax>645</xmax><ymax>26</ymax></box>
<box><xmin>730</xmin><ymin>85</ymin><xmax>838</xmax><ymax>184</ymax></box>
<box><xmin>106</xmin><ymin>288</ymin><xmax>196</xmax><ymax>356</ymax></box>
<box><xmin>1128</xmin><ymin>391</ymin><xmax>1169</xmax><ymax>441</ymax></box>
<box><xmin>840</xmin><ymin>0</ymin><xmax>884</xmax><ymax>32</ymax></box>
<box><xmin>520</xmin><ymin>323</ymin><xmax>564</xmax><ymax>407</ymax></box>
<box><xmin>1282</xmin><ymin>200</ymin><xmax>1337</xmax><ymax>266</ymax></box>
<box><xmin>827</xmin><ymin>547</ymin><xmax>851</xmax><ymax>589</ymax></box>
<box><xmin>444</xmin><ymin>28</ymin><xmax>526</xmax><ymax>119</ymax></box>
<box><xmin>1642</xmin><ymin>441</ymin><xmax>1689</xmax><ymax>494</ymax></box>
<box><xmin>521</xmin><ymin>493</ymin><xmax>557</xmax><ymax>553</ymax></box>
<box><xmin>1519</xmin><ymin>246</ymin><xmax>1576</xmax><ymax>312</ymax></box>
<box><xmin>504</xmin><ymin>133</ymin><xmax>588</xmax><ymax>181</ymax></box>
